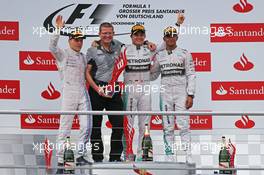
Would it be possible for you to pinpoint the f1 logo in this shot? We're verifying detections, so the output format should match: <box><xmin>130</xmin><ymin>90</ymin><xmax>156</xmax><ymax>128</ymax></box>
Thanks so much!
<box><xmin>66</xmin><ymin>4</ymin><xmax>92</xmax><ymax>24</ymax></box>
<box><xmin>43</xmin><ymin>4</ymin><xmax>114</xmax><ymax>34</ymax></box>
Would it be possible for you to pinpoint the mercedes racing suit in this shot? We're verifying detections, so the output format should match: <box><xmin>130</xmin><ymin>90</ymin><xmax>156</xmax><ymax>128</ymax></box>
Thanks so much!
<box><xmin>49</xmin><ymin>33</ymin><xmax>93</xmax><ymax>163</ymax></box>
<box><xmin>122</xmin><ymin>44</ymin><xmax>156</xmax><ymax>161</ymax></box>
<box><xmin>153</xmin><ymin>47</ymin><xmax>196</xmax><ymax>161</ymax></box>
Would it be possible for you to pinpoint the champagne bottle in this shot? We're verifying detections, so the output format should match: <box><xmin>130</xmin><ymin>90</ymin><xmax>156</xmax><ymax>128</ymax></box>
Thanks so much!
<box><xmin>142</xmin><ymin>124</ymin><xmax>153</xmax><ymax>161</ymax></box>
<box><xmin>64</xmin><ymin>136</ymin><xmax>75</xmax><ymax>174</ymax></box>
<box><xmin>219</xmin><ymin>136</ymin><xmax>231</xmax><ymax>174</ymax></box>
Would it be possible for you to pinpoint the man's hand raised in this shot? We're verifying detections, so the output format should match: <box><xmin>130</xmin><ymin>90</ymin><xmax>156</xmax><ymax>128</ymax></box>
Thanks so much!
<box><xmin>177</xmin><ymin>13</ymin><xmax>185</xmax><ymax>25</ymax></box>
<box><xmin>55</xmin><ymin>15</ymin><xmax>65</xmax><ymax>29</ymax></box>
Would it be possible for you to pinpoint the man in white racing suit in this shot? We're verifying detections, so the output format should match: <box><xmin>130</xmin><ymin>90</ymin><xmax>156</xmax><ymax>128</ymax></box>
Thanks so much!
<box><xmin>49</xmin><ymin>16</ymin><xmax>92</xmax><ymax>174</ymax></box>
<box><xmin>152</xmin><ymin>26</ymin><xmax>196</xmax><ymax>163</ymax></box>
<box><xmin>122</xmin><ymin>24</ymin><xmax>157</xmax><ymax>162</ymax></box>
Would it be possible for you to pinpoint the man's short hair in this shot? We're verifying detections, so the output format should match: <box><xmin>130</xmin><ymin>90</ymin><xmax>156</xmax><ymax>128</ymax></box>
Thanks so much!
<box><xmin>99</xmin><ymin>22</ymin><xmax>114</xmax><ymax>32</ymax></box>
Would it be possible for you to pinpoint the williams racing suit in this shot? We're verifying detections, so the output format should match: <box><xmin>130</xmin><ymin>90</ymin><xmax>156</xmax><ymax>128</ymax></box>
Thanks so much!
<box><xmin>153</xmin><ymin>47</ymin><xmax>196</xmax><ymax>161</ymax></box>
<box><xmin>49</xmin><ymin>33</ymin><xmax>93</xmax><ymax>163</ymax></box>
<box><xmin>122</xmin><ymin>44</ymin><xmax>156</xmax><ymax>161</ymax></box>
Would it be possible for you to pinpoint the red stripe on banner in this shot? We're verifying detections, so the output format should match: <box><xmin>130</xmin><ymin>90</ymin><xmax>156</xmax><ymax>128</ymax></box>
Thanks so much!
<box><xmin>212</xmin><ymin>81</ymin><xmax>264</xmax><ymax>100</ymax></box>
<box><xmin>0</xmin><ymin>80</ymin><xmax>20</xmax><ymax>99</ymax></box>
<box><xmin>21</xmin><ymin>114</ymin><xmax>80</xmax><ymax>129</ymax></box>
<box><xmin>0</xmin><ymin>21</ymin><xmax>19</xmax><ymax>40</ymax></box>
<box><xmin>19</xmin><ymin>51</ymin><xmax>58</xmax><ymax>71</ymax></box>
<box><xmin>211</xmin><ymin>23</ymin><xmax>264</xmax><ymax>42</ymax></box>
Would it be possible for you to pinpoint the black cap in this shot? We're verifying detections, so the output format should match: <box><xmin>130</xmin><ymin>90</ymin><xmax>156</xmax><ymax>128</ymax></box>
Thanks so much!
<box><xmin>69</xmin><ymin>28</ymin><xmax>85</xmax><ymax>40</ymax></box>
<box><xmin>163</xmin><ymin>26</ymin><xmax>178</xmax><ymax>37</ymax></box>
<box><xmin>131</xmin><ymin>24</ymin><xmax>145</xmax><ymax>35</ymax></box>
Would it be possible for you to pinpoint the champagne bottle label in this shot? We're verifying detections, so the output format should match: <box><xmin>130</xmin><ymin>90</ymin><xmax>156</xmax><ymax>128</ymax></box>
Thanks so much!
<box><xmin>148</xmin><ymin>148</ymin><xmax>153</xmax><ymax>158</ymax></box>
<box><xmin>65</xmin><ymin>162</ymin><xmax>75</xmax><ymax>170</ymax></box>
<box><xmin>219</xmin><ymin>162</ymin><xmax>229</xmax><ymax>168</ymax></box>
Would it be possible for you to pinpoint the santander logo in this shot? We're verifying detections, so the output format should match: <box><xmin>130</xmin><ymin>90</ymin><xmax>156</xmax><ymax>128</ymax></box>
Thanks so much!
<box><xmin>233</xmin><ymin>0</ymin><xmax>253</xmax><ymax>13</ymax></box>
<box><xmin>25</xmin><ymin>115</ymin><xmax>36</xmax><ymax>124</ymax></box>
<box><xmin>23</xmin><ymin>55</ymin><xmax>35</xmax><ymax>65</ymax></box>
<box><xmin>235</xmin><ymin>115</ymin><xmax>255</xmax><ymax>129</ymax></box>
<box><xmin>214</xmin><ymin>27</ymin><xmax>228</xmax><ymax>37</ymax></box>
<box><xmin>41</xmin><ymin>82</ymin><xmax>60</xmax><ymax>100</ymax></box>
<box><xmin>216</xmin><ymin>85</ymin><xmax>228</xmax><ymax>95</ymax></box>
<box><xmin>233</xmin><ymin>53</ymin><xmax>254</xmax><ymax>71</ymax></box>
<box><xmin>151</xmin><ymin>115</ymin><xmax>162</xmax><ymax>125</ymax></box>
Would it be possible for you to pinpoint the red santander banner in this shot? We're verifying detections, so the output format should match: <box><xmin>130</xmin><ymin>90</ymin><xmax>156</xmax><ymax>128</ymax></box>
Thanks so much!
<box><xmin>210</xmin><ymin>23</ymin><xmax>264</xmax><ymax>42</ymax></box>
<box><xmin>191</xmin><ymin>52</ymin><xmax>211</xmax><ymax>72</ymax></box>
<box><xmin>150</xmin><ymin>115</ymin><xmax>212</xmax><ymax>130</ymax></box>
<box><xmin>21</xmin><ymin>114</ymin><xmax>80</xmax><ymax>129</ymax></box>
<box><xmin>0</xmin><ymin>21</ymin><xmax>19</xmax><ymax>40</ymax></box>
<box><xmin>212</xmin><ymin>81</ymin><xmax>264</xmax><ymax>100</ymax></box>
<box><xmin>19</xmin><ymin>51</ymin><xmax>58</xmax><ymax>71</ymax></box>
<box><xmin>0</xmin><ymin>80</ymin><xmax>20</xmax><ymax>99</ymax></box>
